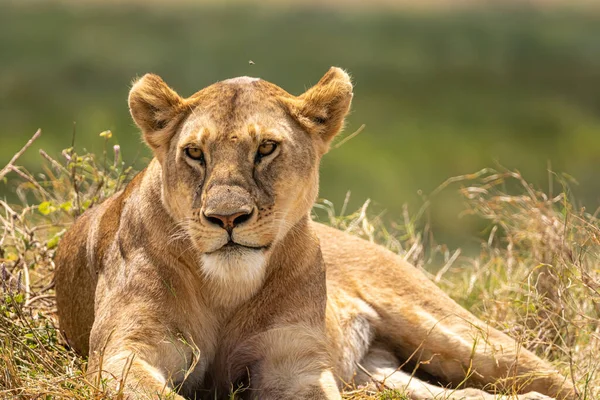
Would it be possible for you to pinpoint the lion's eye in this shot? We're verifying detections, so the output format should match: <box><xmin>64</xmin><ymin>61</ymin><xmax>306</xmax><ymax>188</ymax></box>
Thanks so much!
<box><xmin>185</xmin><ymin>147</ymin><xmax>204</xmax><ymax>163</ymax></box>
<box><xmin>256</xmin><ymin>142</ymin><xmax>277</xmax><ymax>162</ymax></box>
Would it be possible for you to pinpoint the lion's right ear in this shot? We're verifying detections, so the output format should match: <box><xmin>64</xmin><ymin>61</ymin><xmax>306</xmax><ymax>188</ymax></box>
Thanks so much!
<box><xmin>128</xmin><ymin>74</ymin><xmax>187</xmax><ymax>156</ymax></box>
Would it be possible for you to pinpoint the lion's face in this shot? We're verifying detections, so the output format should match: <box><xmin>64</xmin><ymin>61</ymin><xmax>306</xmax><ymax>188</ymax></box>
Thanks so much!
<box><xmin>128</xmin><ymin>69</ymin><xmax>352</xmax><ymax>284</ymax></box>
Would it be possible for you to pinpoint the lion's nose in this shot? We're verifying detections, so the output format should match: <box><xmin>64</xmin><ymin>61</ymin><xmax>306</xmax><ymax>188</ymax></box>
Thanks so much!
<box><xmin>203</xmin><ymin>209</ymin><xmax>253</xmax><ymax>231</ymax></box>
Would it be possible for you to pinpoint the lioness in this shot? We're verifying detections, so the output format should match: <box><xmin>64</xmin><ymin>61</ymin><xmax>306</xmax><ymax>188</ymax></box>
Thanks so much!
<box><xmin>55</xmin><ymin>68</ymin><xmax>575</xmax><ymax>400</ymax></box>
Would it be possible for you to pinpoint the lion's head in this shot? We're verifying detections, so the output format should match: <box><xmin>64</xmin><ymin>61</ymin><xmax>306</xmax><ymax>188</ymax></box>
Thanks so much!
<box><xmin>128</xmin><ymin>68</ymin><xmax>352</xmax><ymax>286</ymax></box>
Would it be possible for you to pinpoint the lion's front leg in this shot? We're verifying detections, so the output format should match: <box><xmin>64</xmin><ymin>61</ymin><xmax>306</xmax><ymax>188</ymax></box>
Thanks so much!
<box><xmin>88</xmin><ymin>350</ymin><xmax>186</xmax><ymax>399</ymax></box>
<box><xmin>87</xmin><ymin>328</ymin><xmax>194</xmax><ymax>399</ymax></box>
<box><xmin>256</xmin><ymin>364</ymin><xmax>340</xmax><ymax>400</ymax></box>
<box><xmin>226</xmin><ymin>326</ymin><xmax>342</xmax><ymax>400</ymax></box>
<box><xmin>87</xmin><ymin>296</ymin><xmax>199</xmax><ymax>399</ymax></box>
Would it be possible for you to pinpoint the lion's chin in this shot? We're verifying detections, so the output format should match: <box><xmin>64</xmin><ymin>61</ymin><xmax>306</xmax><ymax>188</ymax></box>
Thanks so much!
<box><xmin>200</xmin><ymin>246</ymin><xmax>267</xmax><ymax>288</ymax></box>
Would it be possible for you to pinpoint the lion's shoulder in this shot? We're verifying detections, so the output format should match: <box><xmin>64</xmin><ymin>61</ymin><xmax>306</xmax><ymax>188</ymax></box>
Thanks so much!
<box><xmin>56</xmin><ymin>168</ymin><xmax>147</xmax><ymax>272</ymax></box>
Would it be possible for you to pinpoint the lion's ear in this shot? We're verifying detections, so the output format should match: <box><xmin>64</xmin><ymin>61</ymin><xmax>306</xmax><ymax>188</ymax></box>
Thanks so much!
<box><xmin>284</xmin><ymin>67</ymin><xmax>353</xmax><ymax>151</ymax></box>
<box><xmin>128</xmin><ymin>74</ymin><xmax>187</xmax><ymax>156</ymax></box>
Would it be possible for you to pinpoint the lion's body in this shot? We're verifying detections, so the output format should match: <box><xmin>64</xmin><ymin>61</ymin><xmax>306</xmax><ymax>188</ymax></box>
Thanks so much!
<box><xmin>55</xmin><ymin>70</ymin><xmax>574</xmax><ymax>400</ymax></box>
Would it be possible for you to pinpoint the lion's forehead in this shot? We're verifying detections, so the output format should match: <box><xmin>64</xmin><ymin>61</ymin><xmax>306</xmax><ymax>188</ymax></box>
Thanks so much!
<box><xmin>189</xmin><ymin>78</ymin><xmax>289</xmax><ymax>116</ymax></box>
<box><xmin>177</xmin><ymin>79</ymin><xmax>301</xmax><ymax>160</ymax></box>
<box><xmin>181</xmin><ymin>89</ymin><xmax>292</xmax><ymax>144</ymax></box>
<box><xmin>222</xmin><ymin>76</ymin><xmax>261</xmax><ymax>85</ymax></box>
<box><xmin>182</xmin><ymin>119</ymin><xmax>288</xmax><ymax>143</ymax></box>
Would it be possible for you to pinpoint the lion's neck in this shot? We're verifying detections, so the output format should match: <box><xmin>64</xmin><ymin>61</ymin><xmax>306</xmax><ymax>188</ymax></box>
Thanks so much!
<box><xmin>267</xmin><ymin>215</ymin><xmax>321</xmax><ymax>277</ymax></box>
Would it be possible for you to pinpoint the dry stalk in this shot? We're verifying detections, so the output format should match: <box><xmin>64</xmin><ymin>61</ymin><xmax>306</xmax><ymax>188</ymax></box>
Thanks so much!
<box><xmin>0</xmin><ymin>129</ymin><xmax>42</xmax><ymax>181</ymax></box>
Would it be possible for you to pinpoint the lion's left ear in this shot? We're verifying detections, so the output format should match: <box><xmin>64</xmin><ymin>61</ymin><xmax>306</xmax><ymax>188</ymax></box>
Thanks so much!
<box><xmin>283</xmin><ymin>67</ymin><xmax>353</xmax><ymax>151</ymax></box>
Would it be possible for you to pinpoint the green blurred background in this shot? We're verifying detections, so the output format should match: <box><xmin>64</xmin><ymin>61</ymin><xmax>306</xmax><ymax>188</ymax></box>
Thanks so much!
<box><xmin>1</xmin><ymin>0</ymin><xmax>599</xmax><ymax>249</ymax></box>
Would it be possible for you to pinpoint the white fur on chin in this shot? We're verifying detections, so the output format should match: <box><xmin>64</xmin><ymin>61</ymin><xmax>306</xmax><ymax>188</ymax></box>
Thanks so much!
<box><xmin>200</xmin><ymin>247</ymin><xmax>267</xmax><ymax>307</ymax></box>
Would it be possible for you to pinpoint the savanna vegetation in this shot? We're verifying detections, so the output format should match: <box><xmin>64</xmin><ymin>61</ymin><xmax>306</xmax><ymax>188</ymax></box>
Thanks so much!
<box><xmin>0</xmin><ymin>130</ymin><xmax>598</xmax><ymax>399</ymax></box>
<box><xmin>1</xmin><ymin>2</ymin><xmax>599</xmax><ymax>398</ymax></box>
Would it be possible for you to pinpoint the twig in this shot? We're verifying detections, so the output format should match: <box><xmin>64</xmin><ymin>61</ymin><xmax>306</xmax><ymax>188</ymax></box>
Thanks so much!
<box><xmin>355</xmin><ymin>362</ymin><xmax>393</xmax><ymax>391</ymax></box>
<box><xmin>21</xmin><ymin>259</ymin><xmax>30</xmax><ymax>304</ymax></box>
<box><xmin>24</xmin><ymin>294</ymin><xmax>55</xmax><ymax>308</ymax></box>
<box><xmin>333</xmin><ymin>124</ymin><xmax>366</xmax><ymax>149</ymax></box>
<box><xmin>435</xmin><ymin>248</ymin><xmax>461</xmax><ymax>283</ymax></box>
<box><xmin>345</xmin><ymin>199</ymin><xmax>371</xmax><ymax>235</ymax></box>
<box><xmin>39</xmin><ymin>149</ymin><xmax>69</xmax><ymax>175</ymax></box>
<box><xmin>0</xmin><ymin>129</ymin><xmax>42</xmax><ymax>180</ymax></box>
<box><xmin>9</xmin><ymin>166</ymin><xmax>51</xmax><ymax>198</ymax></box>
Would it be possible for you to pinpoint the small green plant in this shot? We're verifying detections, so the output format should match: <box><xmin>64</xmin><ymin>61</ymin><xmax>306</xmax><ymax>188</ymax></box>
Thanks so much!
<box><xmin>377</xmin><ymin>390</ymin><xmax>411</xmax><ymax>400</ymax></box>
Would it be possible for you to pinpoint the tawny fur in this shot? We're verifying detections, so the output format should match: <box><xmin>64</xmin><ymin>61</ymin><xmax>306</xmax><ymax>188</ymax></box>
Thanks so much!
<box><xmin>54</xmin><ymin>68</ymin><xmax>575</xmax><ymax>400</ymax></box>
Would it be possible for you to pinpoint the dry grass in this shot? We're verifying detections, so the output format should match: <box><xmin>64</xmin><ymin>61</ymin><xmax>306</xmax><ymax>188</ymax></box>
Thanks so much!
<box><xmin>1</xmin><ymin>131</ymin><xmax>598</xmax><ymax>399</ymax></box>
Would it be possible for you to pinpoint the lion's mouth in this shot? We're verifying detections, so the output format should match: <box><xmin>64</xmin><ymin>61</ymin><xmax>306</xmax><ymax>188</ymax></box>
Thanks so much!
<box><xmin>209</xmin><ymin>240</ymin><xmax>270</xmax><ymax>254</ymax></box>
